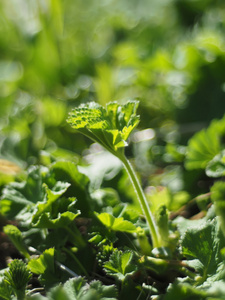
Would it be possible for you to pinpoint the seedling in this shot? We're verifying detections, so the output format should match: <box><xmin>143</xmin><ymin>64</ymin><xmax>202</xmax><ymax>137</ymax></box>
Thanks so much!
<box><xmin>67</xmin><ymin>100</ymin><xmax>161</xmax><ymax>248</ymax></box>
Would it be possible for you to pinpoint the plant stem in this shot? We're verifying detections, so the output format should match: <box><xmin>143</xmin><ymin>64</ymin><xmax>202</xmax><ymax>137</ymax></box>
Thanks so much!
<box><xmin>119</xmin><ymin>154</ymin><xmax>160</xmax><ymax>248</ymax></box>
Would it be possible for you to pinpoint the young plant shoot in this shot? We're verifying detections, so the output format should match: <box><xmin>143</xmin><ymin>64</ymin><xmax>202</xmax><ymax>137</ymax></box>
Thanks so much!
<box><xmin>67</xmin><ymin>100</ymin><xmax>161</xmax><ymax>248</ymax></box>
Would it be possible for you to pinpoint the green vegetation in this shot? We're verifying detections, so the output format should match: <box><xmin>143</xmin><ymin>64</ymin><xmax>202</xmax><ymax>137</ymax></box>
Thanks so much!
<box><xmin>1</xmin><ymin>0</ymin><xmax>225</xmax><ymax>299</ymax></box>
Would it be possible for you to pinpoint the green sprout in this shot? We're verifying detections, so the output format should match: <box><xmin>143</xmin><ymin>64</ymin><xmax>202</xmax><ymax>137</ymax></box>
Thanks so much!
<box><xmin>67</xmin><ymin>100</ymin><xmax>161</xmax><ymax>248</ymax></box>
<box><xmin>4</xmin><ymin>259</ymin><xmax>32</xmax><ymax>300</ymax></box>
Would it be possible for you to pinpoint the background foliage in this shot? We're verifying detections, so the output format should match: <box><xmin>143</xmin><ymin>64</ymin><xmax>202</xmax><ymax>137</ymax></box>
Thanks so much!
<box><xmin>1</xmin><ymin>0</ymin><xmax>225</xmax><ymax>169</ymax></box>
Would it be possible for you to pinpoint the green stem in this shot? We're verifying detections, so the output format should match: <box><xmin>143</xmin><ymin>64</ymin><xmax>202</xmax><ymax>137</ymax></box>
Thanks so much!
<box><xmin>119</xmin><ymin>154</ymin><xmax>160</xmax><ymax>248</ymax></box>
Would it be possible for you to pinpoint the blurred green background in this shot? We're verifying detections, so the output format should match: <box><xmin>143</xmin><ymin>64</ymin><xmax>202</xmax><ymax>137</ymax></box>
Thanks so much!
<box><xmin>1</xmin><ymin>0</ymin><xmax>225</xmax><ymax>194</ymax></box>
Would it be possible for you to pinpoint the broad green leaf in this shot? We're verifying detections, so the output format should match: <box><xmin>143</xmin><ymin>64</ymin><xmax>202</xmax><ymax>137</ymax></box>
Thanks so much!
<box><xmin>50</xmin><ymin>161</ymin><xmax>90</xmax><ymax>215</ymax></box>
<box><xmin>88</xmin><ymin>280</ymin><xmax>117</xmax><ymax>299</ymax></box>
<box><xmin>32</xmin><ymin>181</ymin><xmax>70</xmax><ymax>223</ymax></box>
<box><xmin>206</xmin><ymin>150</ymin><xmax>225</xmax><ymax>178</ymax></box>
<box><xmin>181</xmin><ymin>218</ymin><xmax>225</xmax><ymax>287</ymax></box>
<box><xmin>67</xmin><ymin>101</ymin><xmax>140</xmax><ymax>155</ymax></box>
<box><xmin>103</xmin><ymin>250</ymin><xmax>137</xmax><ymax>281</ymax></box>
<box><xmin>28</xmin><ymin>248</ymin><xmax>55</xmax><ymax>275</ymax></box>
<box><xmin>0</xmin><ymin>166</ymin><xmax>46</xmax><ymax>218</ymax></box>
<box><xmin>46</xmin><ymin>286</ymin><xmax>71</xmax><ymax>300</ymax></box>
<box><xmin>95</xmin><ymin>212</ymin><xmax>137</xmax><ymax>233</ymax></box>
<box><xmin>62</xmin><ymin>277</ymin><xmax>118</xmax><ymax>300</ymax></box>
<box><xmin>185</xmin><ymin>127</ymin><xmax>220</xmax><ymax>170</ymax></box>
<box><xmin>28</xmin><ymin>248</ymin><xmax>57</xmax><ymax>289</ymax></box>
<box><xmin>63</xmin><ymin>277</ymin><xmax>87</xmax><ymax>299</ymax></box>
<box><xmin>35</xmin><ymin>277</ymin><xmax>118</xmax><ymax>300</ymax></box>
<box><xmin>32</xmin><ymin>211</ymin><xmax>80</xmax><ymax>229</ymax></box>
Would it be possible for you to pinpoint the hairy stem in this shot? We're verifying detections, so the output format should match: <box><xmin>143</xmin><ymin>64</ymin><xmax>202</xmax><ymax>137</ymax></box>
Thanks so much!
<box><xmin>119</xmin><ymin>154</ymin><xmax>160</xmax><ymax>248</ymax></box>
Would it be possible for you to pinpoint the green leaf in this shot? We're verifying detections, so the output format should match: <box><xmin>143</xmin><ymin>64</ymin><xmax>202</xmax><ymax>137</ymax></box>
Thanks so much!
<box><xmin>67</xmin><ymin>101</ymin><xmax>140</xmax><ymax>155</ymax></box>
<box><xmin>155</xmin><ymin>205</ymin><xmax>169</xmax><ymax>247</ymax></box>
<box><xmin>0</xmin><ymin>166</ymin><xmax>46</xmax><ymax>218</ymax></box>
<box><xmin>28</xmin><ymin>248</ymin><xmax>55</xmax><ymax>275</ymax></box>
<box><xmin>32</xmin><ymin>181</ymin><xmax>70</xmax><ymax>224</ymax></box>
<box><xmin>103</xmin><ymin>250</ymin><xmax>137</xmax><ymax>281</ymax></box>
<box><xmin>95</xmin><ymin>212</ymin><xmax>137</xmax><ymax>233</ymax></box>
<box><xmin>181</xmin><ymin>218</ymin><xmax>225</xmax><ymax>287</ymax></box>
<box><xmin>51</xmin><ymin>161</ymin><xmax>89</xmax><ymax>188</ymax></box>
<box><xmin>165</xmin><ymin>279</ymin><xmax>225</xmax><ymax>300</ymax></box>
<box><xmin>28</xmin><ymin>248</ymin><xmax>57</xmax><ymax>288</ymax></box>
<box><xmin>32</xmin><ymin>211</ymin><xmax>80</xmax><ymax>229</ymax></box>
<box><xmin>62</xmin><ymin>277</ymin><xmax>118</xmax><ymax>300</ymax></box>
<box><xmin>0</xmin><ymin>281</ymin><xmax>12</xmax><ymax>300</ymax></box>
<box><xmin>46</xmin><ymin>286</ymin><xmax>71</xmax><ymax>300</ymax></box>
<box><xmin>206</xmin><ymin>150</ymin><xmax>225</xmax><ymax>177</ymax></box>
<box><xmin>3</xmin><ymin>225</ymin><xmax>30</xmax><ymax>259</ymax></box>
<box><xmin>67</xmin><ymin>102</ymin><xmax>108</xmax><ymax>130</ymax></box>
<box><xmin>4</xmin><ymin>259</ymin><xmax>31</xmax><ymax>290</ymax></box>
<box><xmin>38</xmin><ymin>277</ymin><xmax>118</xmax><ymax>300</ymax></box>
<box><xmin>185</xmin><ymin>126</ymin><xmax>220</xmax><ymax>170</ymax></box>
<box><xmin>164</xmin><ymin>282</ymin><xmax>207</xmax><ymax>300</ymax></box>
<box><xmin>50</xmin><ymin>161</ymin><xmax>90</xmax><ymax>216</ymax></box>
<box><xmin>4</xmin><ymin>259</ymin><xmax>31</xmax><ymax>300</ymax></box>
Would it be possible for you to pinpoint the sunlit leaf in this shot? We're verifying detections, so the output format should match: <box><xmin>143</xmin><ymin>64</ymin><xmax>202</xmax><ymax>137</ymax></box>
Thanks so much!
<box><xmin>28</xmin><ymin>248</ymin><xmax>57</xmax><ymax>288</ymax></box>
<box><xmin>32</xmin><ymin>211</ymin><xmax>80</xmax><ymax>229</ymax></box>
<box><xmin>67</xmin><ymin>101</ymin><xmax>140</xmax><ymax>155</ymax></box>
<box><xmin>95</xmin><ymin>212</ymin><xmax>137</xmax><ymax>233</ymax></box>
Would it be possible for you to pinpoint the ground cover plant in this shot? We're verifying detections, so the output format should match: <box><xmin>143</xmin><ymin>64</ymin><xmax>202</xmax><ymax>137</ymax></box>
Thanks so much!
<box><xmin>1</xmin><ymin>0</ymin><xmax>225</xmax><ymax>299</ymax></box>
<box><xmin>1</xmin><ymin>100</ymin><xmax>225</xmax><ymax>299</ymax></box>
